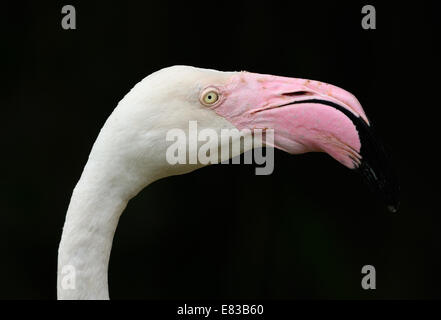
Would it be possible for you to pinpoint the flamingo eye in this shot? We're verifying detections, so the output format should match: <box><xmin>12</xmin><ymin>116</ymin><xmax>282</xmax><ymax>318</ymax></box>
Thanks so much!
<box><xmin>201</xmin><ymin>89</ymin><xmax>220</xmax><ymax>105</ymax></box>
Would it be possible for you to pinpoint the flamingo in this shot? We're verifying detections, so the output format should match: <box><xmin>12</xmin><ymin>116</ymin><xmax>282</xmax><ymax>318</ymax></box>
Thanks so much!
<box><xmin>57</xmin><ymin>66</ymin><xmax>399</xmax><ymax>299</ymax></box>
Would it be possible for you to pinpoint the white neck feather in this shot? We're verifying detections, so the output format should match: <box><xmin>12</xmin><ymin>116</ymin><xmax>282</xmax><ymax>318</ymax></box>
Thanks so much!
<box><xmin>57</xmin><ymin>78</ymin><xmax>166</xmax><ymax>299</ymax></box>
<box><xmin>57</xmin><ymin>129</ymin><xmax>159</xmax><ymax>299</ymax></box>
<box><xmin>57</xmin><ymin>163</ymin><xmax>128</xmax><ymax>299</ymax></box>
<box><xmin>57</xmin><ymin>67</ymin><xmax>238</xmax><ymax>299</ymax></box>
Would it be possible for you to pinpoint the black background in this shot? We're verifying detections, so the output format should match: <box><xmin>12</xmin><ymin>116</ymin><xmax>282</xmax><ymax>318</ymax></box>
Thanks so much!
<box><xmin>1</xmin><ymin>0</ymin><xmax>439</xmax><ymax>299</ymax></box>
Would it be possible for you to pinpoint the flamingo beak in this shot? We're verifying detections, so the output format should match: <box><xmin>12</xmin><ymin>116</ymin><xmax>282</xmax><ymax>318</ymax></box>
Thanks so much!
<box><xmin>214</xmin><ymin>72</ymin><xmax>400</xmax><ymax>212</ymax></box>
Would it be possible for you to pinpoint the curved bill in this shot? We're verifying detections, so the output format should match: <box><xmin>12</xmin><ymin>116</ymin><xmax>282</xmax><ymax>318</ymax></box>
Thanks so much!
<box><xmin>214</xmin><ymin>72</ymin><xmax>400</xmax><ymax>212</ymax></box>
<box><xmin>285</xmin><ymin>98</ymin><xmax>400</xmax><ymax>212</ymax></box>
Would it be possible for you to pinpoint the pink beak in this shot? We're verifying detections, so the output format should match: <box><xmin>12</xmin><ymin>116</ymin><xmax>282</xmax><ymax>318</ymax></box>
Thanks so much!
<box><xmin>213</xmin><ymin>71</ymin><xmax>399</xmax><ymax>212</ymax></box>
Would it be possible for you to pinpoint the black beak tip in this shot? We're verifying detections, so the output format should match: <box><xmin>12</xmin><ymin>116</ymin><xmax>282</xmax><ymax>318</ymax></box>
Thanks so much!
<box><xmin>301</xmin><ymin>98</ymin><xmax>401</xmax><ymax>213</ymax></box>
<box><xmin>348</xmin><ymin>113</ymin><xmax>400</xmax><ymax>215</ymax></box>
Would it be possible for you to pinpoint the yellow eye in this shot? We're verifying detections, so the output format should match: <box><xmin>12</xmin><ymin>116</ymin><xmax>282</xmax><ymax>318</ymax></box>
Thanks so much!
<box><xmin>201</xmin><ymin>90</ymin><xmax>219</xmax><ymax>105</ymax></box>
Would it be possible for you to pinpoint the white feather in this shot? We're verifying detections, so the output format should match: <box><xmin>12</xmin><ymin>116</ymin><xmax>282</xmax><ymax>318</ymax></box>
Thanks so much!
<box><xmin>57</xmin><ymin>66</ymin><xmax>239</xmax><ymax>299</ymax></box>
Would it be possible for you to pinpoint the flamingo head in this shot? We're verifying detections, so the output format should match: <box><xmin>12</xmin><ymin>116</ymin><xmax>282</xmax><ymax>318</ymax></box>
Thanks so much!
<box><xmin>119</xmin><ymin>66</ymin><xmax>400</xmax><ymax>211</ymax></box>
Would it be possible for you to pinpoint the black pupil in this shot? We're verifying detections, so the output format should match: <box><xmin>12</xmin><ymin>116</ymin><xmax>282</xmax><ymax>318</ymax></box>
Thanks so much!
<box><xmin>208</xmin><ymin>95</ymin><xmax>212</xmax><ymax>100</ymax></box>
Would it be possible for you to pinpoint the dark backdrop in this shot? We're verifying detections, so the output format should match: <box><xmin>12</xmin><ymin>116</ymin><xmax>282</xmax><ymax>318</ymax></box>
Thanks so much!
<box><xmin>1</xmin><ymin>1</ymin><xmax>439</xmax><ymax>299</ymax></box>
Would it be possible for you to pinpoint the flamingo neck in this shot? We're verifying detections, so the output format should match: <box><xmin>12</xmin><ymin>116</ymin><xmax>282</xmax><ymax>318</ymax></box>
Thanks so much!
<box><xmin>57</xmin><ymin>155</ymin><xmax>134</xmax><ymax>299</ymax></box>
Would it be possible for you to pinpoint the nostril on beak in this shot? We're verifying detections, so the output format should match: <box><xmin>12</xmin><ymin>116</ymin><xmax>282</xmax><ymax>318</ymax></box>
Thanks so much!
<box><xmin>282</xmin><ymin>91</ymin><xmax>314</xmax><ymax>97</ymax></box>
